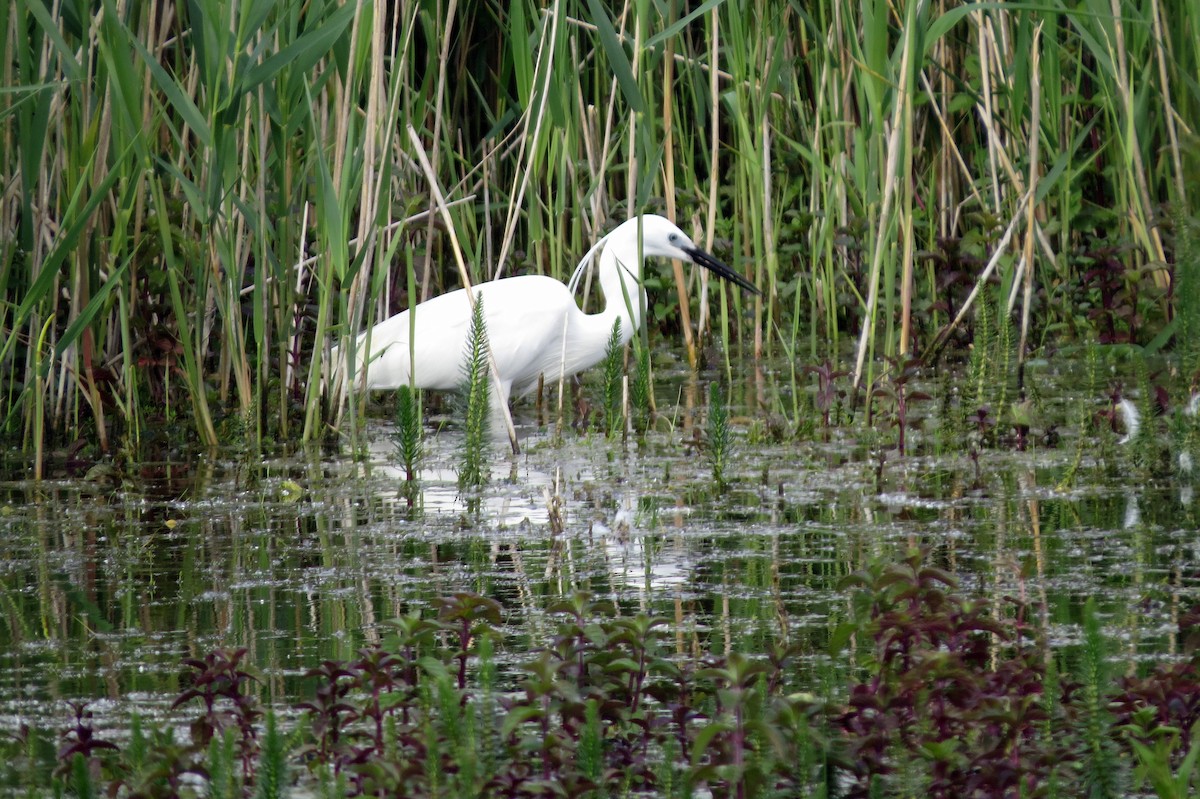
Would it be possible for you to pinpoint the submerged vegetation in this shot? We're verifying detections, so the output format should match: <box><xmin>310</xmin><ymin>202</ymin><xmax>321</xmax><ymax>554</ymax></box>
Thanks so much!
<box><xmin>1</xmin><ymin>0</ymin><xmax>1197</xmax><ymax>461</ymax></box>
<box><xmin>9</xmin><ymin>552</ymin><xmax>1200</xmax><ymax>797</ymax></box>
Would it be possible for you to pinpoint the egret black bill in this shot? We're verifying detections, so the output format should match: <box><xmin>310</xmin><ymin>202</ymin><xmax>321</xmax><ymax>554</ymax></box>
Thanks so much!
<box><xmin>684</xmin><ymin>245</ymin><xmax>760</xmax><ymax>296</ymax></box>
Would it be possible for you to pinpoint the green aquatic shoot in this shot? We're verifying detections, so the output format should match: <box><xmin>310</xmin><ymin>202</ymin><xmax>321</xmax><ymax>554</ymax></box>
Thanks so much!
<box><xmin>995</xmin><ymin>298</ymin><xmax>1015</xmax><ymax>422</ymax></box>
<box><xmin>1080</xmin><ymin>598</ymin><xmax>1120</xmax><ymax>799</ymax></box>
<box><xmin>579</xmin><ymin>699</ymin><xmax>602</xmax><ymax>783</ymax></box>
<box><xmin>708</xmin><ymin>381</ymin><xmax>731</xmax><ymax>488</ymax></box>
<box><xmin>630</xmin><ymin>340</ymin><xmax>652</xmax><ymax>435</ymax></box>
<box><xmin>207</xmin><ymin>730</ymin><xmax>237</xmax><ymax>799</ymax></box>
<box><xmin>1130</xmin><ymin>353</ymin><xmax>1158</xmax><ymax>471</ymax></box>
<box><xmin>602</xmin><ymin>317</ymin><xmax>624</xmax><ymax>437</ymax></box>
<box><xmin>970</xmin><ymin>290</ymin><xmax>995</xmax><ymax>413</ymax></box>
<box><xmin>458</xmin><ymin>294</ymin><xmax>491</xmax><ymax>491</ymax></box>
<box><xmin>255</xmin><ymin>711</ymin><xmax>286</xmax><ymax>799</ymax></box>
<box><xmin>394</xmin><ymin>384</ymin><xmax>423</xmax><ymax>485</ymax></box>
<box><xmin>71</xmin><ymin>752</ymin><xmax>96</xmax><ymax>799</ymax></box>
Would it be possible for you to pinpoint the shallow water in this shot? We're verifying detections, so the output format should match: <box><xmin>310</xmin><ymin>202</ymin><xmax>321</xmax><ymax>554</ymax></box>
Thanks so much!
<box><xmin>1</xmin><ymin>353</ymin><xmax>1197</xmax><ymax>745</ymax></box>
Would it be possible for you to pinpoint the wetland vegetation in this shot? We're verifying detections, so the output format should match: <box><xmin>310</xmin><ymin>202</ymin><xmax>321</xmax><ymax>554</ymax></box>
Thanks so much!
<box><xmin>2</xmin><ymin>0</ymin><xmax>1200</xmax><ymax>794</ymax></box>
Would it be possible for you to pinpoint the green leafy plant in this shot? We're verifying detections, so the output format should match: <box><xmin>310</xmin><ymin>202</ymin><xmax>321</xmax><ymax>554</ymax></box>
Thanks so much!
<box><xmin>867</xmin><ymin>357</ymin><xmax>930</xmax><ymax>457</ymax></box>
<box><xmin>629</xmin><ymin>340</ymin><xmax>652</xmax><ymax>435</ymax></box>
<box><xmin>394</xmin><ymin>384</ymin><xmax>423</xmax><ymax>505</ymax></box>
<box><xmin>833</xmin><ymin>551</ymin><xmax>1075</xmax><ymax>798</ymax></box>
<box><xmin>601</xmin><ymin>317</ymin><xmax>624</xmax><ymax>437</ymax></box>
<box><xmin>14</xmin><ymin>555</ymin><xmax>1200</xmax><ymax>798</ymax></box>
<box><xmin>708</xmin><ymin>381</ymin><xmax>731</xmax><ymax>488</ymax></box>
<box><xmin>458</xmin><ymin>294</ymin><xmax>491</xmax><ymax>492</ymax></box>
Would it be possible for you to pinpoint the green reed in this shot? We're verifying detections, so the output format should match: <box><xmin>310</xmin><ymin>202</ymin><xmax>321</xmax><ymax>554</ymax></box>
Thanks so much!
<box><xmin>1</xmin><ymin>0</ymin><xmax>1197</xmax><ymax>454</ymax></box>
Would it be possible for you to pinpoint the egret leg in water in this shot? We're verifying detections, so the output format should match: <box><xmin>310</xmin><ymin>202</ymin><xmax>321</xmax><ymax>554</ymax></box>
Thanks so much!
<box><xmin>330</xmin><ymin>214</ymin><xmax>759</xmax><ymax>418</ymax></box>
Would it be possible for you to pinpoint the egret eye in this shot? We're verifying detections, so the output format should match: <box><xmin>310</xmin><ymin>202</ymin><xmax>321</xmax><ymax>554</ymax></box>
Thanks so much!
<box><xmin>669</xmin><ymin>233</ymin><xmax>679</xmax><ymax>244</ymax></box>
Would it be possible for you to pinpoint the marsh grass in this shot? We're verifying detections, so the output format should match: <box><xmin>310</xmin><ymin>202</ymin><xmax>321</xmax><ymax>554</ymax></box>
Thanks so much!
<box><xmin>1</xmin><ymin>0</ymin><xmax>1197</xmax><ymax>458</ymax></box>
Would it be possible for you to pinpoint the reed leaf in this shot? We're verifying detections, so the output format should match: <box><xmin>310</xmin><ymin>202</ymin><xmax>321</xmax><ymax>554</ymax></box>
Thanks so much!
<box><xmin>586</xmin><ymin>0</ymin><xmax>644</xmax><ymax>113</ymax></box>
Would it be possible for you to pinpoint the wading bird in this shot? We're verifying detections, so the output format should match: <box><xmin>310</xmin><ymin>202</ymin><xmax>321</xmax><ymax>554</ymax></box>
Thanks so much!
<box><xmin>331</xmin><ymin>214</ymin><xmax>758</xmax><ymax>410</ymax></box>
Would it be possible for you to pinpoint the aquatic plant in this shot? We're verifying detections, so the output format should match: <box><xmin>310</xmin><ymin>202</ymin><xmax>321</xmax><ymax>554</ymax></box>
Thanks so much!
<box><xmin>56</xmin><ymin>701</ymin><xmax>119</xmax><ymax>796</ymax></box>
<box><xmin>14</xmin><ymin>548</ymin><xmax>1200</xmax><ymax>797</ymax></box>
<box><xmin>802</xmin><ymin>360</ymin><xmax>849</xmax><ymax>436</ymax></box>
<box><xmin>1075</xmin><ymin>241</ymin><xmax>1145</xmax><ymax>346</ymax></box>
<box><xmin>295</xmin><ymin>660</ymin><xmax>358</xmax><ymax>768</ymax></box>
<box><xmin>867</xmin><ymin>356</ymin><xmax>929</xmax><ymax>457</ymax></box>
<box><xmin>1009</xmin><ymin>397</ymin><xmax>1034</xmax><ymax>451</ymax></box>
<box><xmin>1079</xmin><ymin>597</ymin><xmax>1123</xmax><ymax>798</ymax></box>
<box><xmin>601</xmin><ymin>317</ymin><xmax>624</xmax><ymax>437</ymax></box>
<box><xmin>1175</xmin><ymin>217</ymin><xmax>1200</xmax><ymax>379</ymax></box>
<box><xmin>833</xmin><ymin>552</ymin><xmax>1074</xmax><ymax>797</ymax></box>
<box><xmin>1111</xmin><ymin>651</ymin><xmax>1200</xmax><ymax>799</ymax></box>
<box><xmin>435</xmin><ymin>593</ymin><xmax>503</xmax><ymax>691</ymax></box>
<box><xmin>923</xmin><ymin>236</ymin><xmax>986</xmax><ymax>338</ymax></box>
<box><xmin>255</xmin><ymin>713</ymin><xmax>287</xmax><ymax>799</ymax></box>
<box><xmin>707</xmin><ymin>381</ymin><xmax>731</xmax><ymax>488</ymax></box>
<box><xmin>173</xmin><ymin>648</ymin><xmax>262</xmax><ymax>780</ymax></box>
<box><xmin>393</xmin><ymin>384</ymin><xmax>423</xmax><ymax>503</ymax></box>
<box><xmin>629</xmin><ymin>341</ymin><xmax>653</xmax><ymax>435</ymax></box>
<box><xmin>1058</xmin><ymin>340</ymin><xmax>1104</xmax><ymax>490</ymax></box>
<box><xmin>954</xmin><ymin>285</ymin><xmax>1024</xmax><ymax>446</ymax></box>
<box><xmin>457</xmin><ymin>294</ymin><xmax>491</xmax><ymax>492</ymax></box>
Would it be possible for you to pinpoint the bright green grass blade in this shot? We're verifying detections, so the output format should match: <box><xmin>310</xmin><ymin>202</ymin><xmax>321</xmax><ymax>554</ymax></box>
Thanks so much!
<box><xmin>15</xmin><ymin>0</ymin><xmax>82</xmax><ymax>82</ymax></box>
<box><xmin>586</xmin><ymin>0</ymin><xmax>644</xmax><ymax>113</ymax></box>
<box><xmin>0</xmin><ymin>145</ymin><xmax>127</xmax><ymax>370</ymax></box>
<box><xmin>507</xmin><ymin>0</ymin><xmax>533</xmax><ymax>107</ymax></box>
<box><xmin>237</xmin><ymin>0</ymin><xmax>278</xmax><ymax>51</ymax></box>
<box><xmin>240</xmin><ymin>1</ymin><xmax>355</xmax><ymax>96</ymax></box>
<box><xmin>124</xmin><ymin>20</ymin><xmax>212</xmax><ymax>146</ymax></box>
<box><xmin>53</xmin><ymin>256</ymin><xmax>132</xmax><ymax>362</ymax></box>
<box><xmin>646</xmin><ymin>0</ymin><xmax>727</xmax><ymax>46</ymax></box>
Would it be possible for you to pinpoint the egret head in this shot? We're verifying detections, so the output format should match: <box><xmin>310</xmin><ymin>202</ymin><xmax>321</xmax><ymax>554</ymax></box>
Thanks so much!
<box><xmin>617</xmin><ymin>215</ymin><xmax>760</xmax><ymax>295</ymax></box>
<box><xmin>568</xmin><ymin>214</ymin><xmax>761</xmax><ymax>298</ymax></box>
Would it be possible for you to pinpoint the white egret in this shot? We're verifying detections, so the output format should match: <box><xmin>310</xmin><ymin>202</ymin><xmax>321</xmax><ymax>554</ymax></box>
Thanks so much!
<box><xmin>331</xmin><ymin>214</ymin><xmax>759</xmax><ymax>409</ymax></box>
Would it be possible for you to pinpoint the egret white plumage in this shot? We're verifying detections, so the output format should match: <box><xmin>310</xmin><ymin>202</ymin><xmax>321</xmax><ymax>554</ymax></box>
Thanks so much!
<box><xmin>330</xmin><ymin>214</ymin><xmax>758</xmax><ymax>409</ymax></box>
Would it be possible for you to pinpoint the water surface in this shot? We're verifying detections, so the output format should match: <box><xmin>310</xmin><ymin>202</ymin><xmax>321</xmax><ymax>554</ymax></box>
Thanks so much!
<box><xmin>1</xmin><ymin>353</ymin><xmax>1196</xmax><ymax>743</ymax></box>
